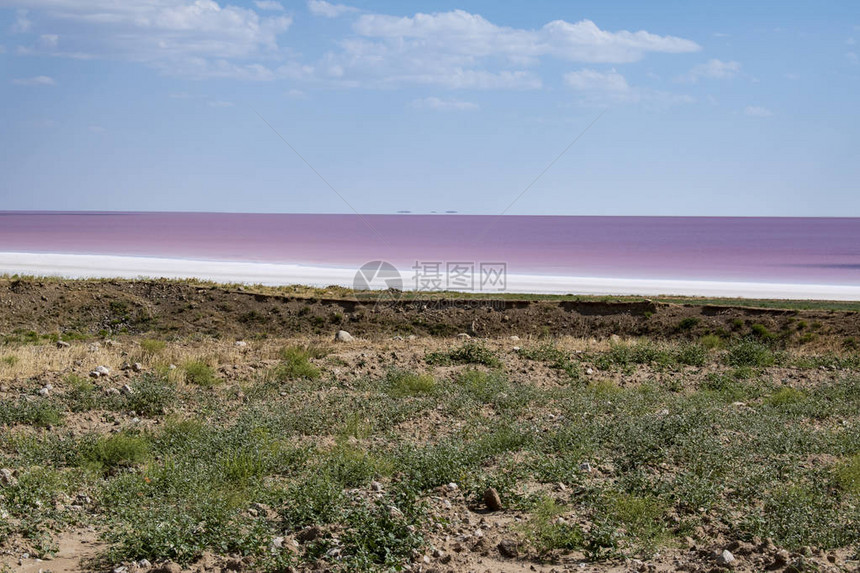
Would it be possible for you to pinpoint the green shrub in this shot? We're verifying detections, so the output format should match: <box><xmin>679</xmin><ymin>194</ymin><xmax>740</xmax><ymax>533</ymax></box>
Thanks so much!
<box><xmin>675</xmin><ymin>343</ymin><xmax>707</xmax><ymax>366</ymax></box>
<box><xmin>275</xmin><ymin>346</ymin><xmax>321</xmax><ymax>380</ymax></box>
<box><xmin>119</xmin><ymin>375</ymin><xmax>176</xmax><ymax>416</ymax></box>
<box><xmin>678</xmin><ymin>317</ymin><xmax>701</xmax><ymax>331</ymax></box>
<box><xmin>140</xmin><ymin>339</ymin><xmax>167</xmax><ymax>356</ymax></box>
<box><xmin>605</xmin><ymin>492</ymin><xmax>668</xmax><ymax>552</ymax></box>
<box><xmin>81</xmin><ymin>433</ymin><xmax>150</xmax><ymax>472</ymax></box>
<box><xmin>725</xmin><ymin>340</ymin><xmax>776</xmax><ymax>367</ymax></box>
<box><xmin>426</xmin><ymin>342</ymin><xmax>501</xmax><ymax>368</ymax></box>
<box><xmin>766</xmin><ymin>387</ymin><xmax>806</xmax><ymax>407</ymax></box>
<box><xmin>520</xmin><ymin>343</ymin><xmax>582</xmax><ymax>381</ymax></box>
<box><xmin>750</xmin><ymin>323</ymin><xmax>777</xmax><ymax>342</ymax></box>
<box><xmin>835</xmin><ymin>454</ymin><xmax>860</xmax><ymax>494</ymax></box>
<box><xmin>183</xmin><ymin>361</ymin><xmax>218</xmax><ymax>386</ymax></box>
<box><xmin>385</xmin><ymin>370</ymin><xmax>436</xmax><ymax>397</ymax></box>
<box><xmin>0</xmin><ymin>399</ymin><xmax>63</xmax><ymax>427</ymax></box>
<box><xmin>522</xmin><ymin>497</ymin><xmax>584</xmax><ymax>555</ymax></box>
<box><xmin>700</xmin><ymin>334</ymin><xmax>724</xmax><ymax>350</ymax></box>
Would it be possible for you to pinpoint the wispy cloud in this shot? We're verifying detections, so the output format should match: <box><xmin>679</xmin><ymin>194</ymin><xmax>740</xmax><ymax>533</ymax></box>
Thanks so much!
<box><xmin>411</xmin><ymin>96</ymin><xmax>479</xmax><ymax>111</ymax></box>
<box><xmin>744</xmin><ymin>105</ymin><xmax>773</xmax><ymax>117</ymax></box>
<box><xmin>254</xmin><ymin>1</ymin><xmax>284</xmax><ymax>11</ymax></box>
<box><xmin>208</xmin><ymin>100</ymin><xmax>234</xmax><ymax>108</ymax></box>
<box><xmin>12</xmin><ymin>75</ymin><xmax>55</xmax><ymax>86</ymax></box>
<box><xmin>564</xmin><ymin>68</ymin><xmax>692</xmax><ymax>109</ymax></box>
<box><xmin>308</xmin><ymin>0</ymin><xmax>358</xmax><ymax>18</ymax></box>
<box><xmin>681</xmin><ymin>59</ymin><xmax>741</xmax><ymax>82</ymax></box>
<box><xmin>564</xmin><ymin>69</ymin><xmax>629</xmax><ymax>92</ymax></box>
<box><xmin>4</xmin><ymin>0</ymin><xmax>292</xmax><ymax>79</ymax></box>
<box><xmin>316</xmin><ymin>10</ymin><xmax>698</xmax><ymax>89</ymax></box>
<box><xmin>11</xmin><ymin>9</ymin><xmax>31</xmax><ymax>33</ymax></box>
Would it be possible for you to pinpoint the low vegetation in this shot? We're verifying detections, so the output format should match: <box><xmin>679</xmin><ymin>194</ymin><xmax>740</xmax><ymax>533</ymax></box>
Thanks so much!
<box><xmin>0</xmin><ymin>304</ymin><xmax>858</xmax><ymax>572</ymax></box>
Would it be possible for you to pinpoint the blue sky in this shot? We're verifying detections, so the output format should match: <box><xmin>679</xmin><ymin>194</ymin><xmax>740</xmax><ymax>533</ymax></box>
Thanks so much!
<box><xmin>0</xmin><ymin>0</ymin><xmax>858</xmax><ymax>215</ymax></box>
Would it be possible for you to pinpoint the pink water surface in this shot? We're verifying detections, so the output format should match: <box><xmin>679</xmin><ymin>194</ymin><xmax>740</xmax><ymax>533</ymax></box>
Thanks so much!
<box><xmin>0</xmin><ymin>212</ymin><xmax>858</xmax><ymax>285</ymax></box>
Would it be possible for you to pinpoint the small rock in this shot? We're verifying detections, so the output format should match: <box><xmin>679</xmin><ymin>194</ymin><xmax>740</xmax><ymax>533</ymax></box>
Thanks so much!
<box><xmin>95</xmin><ymin>365</ymin><xmax>110</xmax><ymax>377</ymax></box>
<box><xmin>716</xmin><ymin>549</ymin><xmax>735</xmax><ymax>566</ymax></box>
<box><xmin>483</xmin><ymin>487</ymin><xmax>502</xmax><ymax>511</ymax></box>
<box><xmin>88</xmin><ymin>343</ymin><xmax>100</xmax><ymax>352</ymax></box>
<box><xmin>579</xmin><ymin>462</ymin><xmax>592</xmax><ymax>473</ymax></box>
<box><xmin>498</xmin><ymin>539</ymin><xmax>519</xmax><ymax>558</ymax></box>
<box><xmin>168</xmin><ymin>364</ymin><xmax>177</xmax><ymax>370</ymax></box>
<box><xmin>136</xmin><ymin>559</ymin><xmax>151</xmax><ymax>569</ymax></box>
<box><xmin>388</xmin><ymin>505</ymin><xmax>404</xmax><ymax>518</ymax></box>
<box><xmin>510</xmin><ymin>335</ymin><xmax>520</xmax><ymax>341</ymax></box>
<box><xmin>456</xmin><ymin>333</ymin><xmax>471</xmax><ymax>339</ymax></box>
<box><xmin>56</xmin><ymin>340</ymin><xmax>70</xmax><ymax>349</ymax></box>
<box><xmin>131</xmin><ymin>362</ymin><xmax>143</xmax><ymax>373</ymax></box>
<box><xmin>370</xmin><ymin>481</ymin><xmax>383</xmax><ymax>492</ymax></box>
<box><xmin>234</xmin><ymin>341</ymin><xmax>248</xmax><ymax>348</ymax></box>
<box><xmin>334</xmin><ymin>330</ymin><xmax>354</xmax><ymax>342</ymax></box>
<box><xmin>0</xmin><ymin>468</ymin><xmax>18</xmax><ymax>487</ymax></box>
<box><xmin>326</xmin><ymin>547</ymin><xmax>341</xmax><ymax>558</ymax></box>
<box><xmin>585</xmin><ymin>368</ymin><xmax>594</xmax><ymax>375</ymax></box>
<box><xmin>38</xmin><ymin>387</ymin><xmax>51</xmax><ymax>397</ymax></box>
<box><xmin>446</xmin><ymin>482</ymin><xmax>459</xmax><ymax>491</ymax></box>
<box><xmin>270</xmin><ymin>536</ymin><xmax>285</xmax><ymax>550</ymax></box>
<box><xmin>104</xmin><ymin>388</ymin><xmax>120</xmax><ymax>396</ymax></box>
<box><xmin>120</xmin><ymin>384</ymin><xmax>134</xmax><ymax>395</ymax></box>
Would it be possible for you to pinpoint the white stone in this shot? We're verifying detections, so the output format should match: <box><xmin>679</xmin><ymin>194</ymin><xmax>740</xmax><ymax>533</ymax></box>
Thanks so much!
<box><xmin>334</xmin><ymin>330</ymin><xmax>354</xmax><ymax>342</ymax></box>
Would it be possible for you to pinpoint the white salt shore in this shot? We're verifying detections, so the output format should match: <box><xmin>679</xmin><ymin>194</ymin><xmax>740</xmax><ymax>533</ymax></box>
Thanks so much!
<box><xmin>1</xmin><ymin>251</ymin><xmax>859</xmax><ymax>301</ymax></box>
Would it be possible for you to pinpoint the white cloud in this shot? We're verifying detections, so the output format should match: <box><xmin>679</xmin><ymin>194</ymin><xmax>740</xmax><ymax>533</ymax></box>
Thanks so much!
<box><xmin>744</xmin><ymin>105</ymin><xmax>773</xmax><ymax>117</ymax></box>
<box><xmin>564</xmin><ymin>68</ymin><xmax>692</xmax><ymax>108</ymax></box>
<box><xmin>12</xmin><ymin>9</ymin><xmax>32</xmax><ymax>33</ymax></box>
<box><xmin>411</xmin><ymin>96</ymin><xmax>478</xmax><ymax>111</ymax></box>
<box><xmin>564</xmin><ymin>69</ymin><xmax>629</xmax><ymax>92</ymax></box>
<box><xmin>12</xmin><ymin>75</ymin><xmax>55</xmax><ymax>86</ymax></box>
<box><xmin>4</xmin><ymin>0</ymin><xmax>292</xmax><ymax>79</ymax></box>
<box><xmin>38</xmin><ymin>33</ymin><xmax>58</xmax><ymax>48</ymax></box>
<box><xmin>354</xmin><ymin>11</ymin><xmax>699</xmax><ymax>64</ymax></box>
<box><xmin>286</xmin><ymin>88</ymin><xmax>307</xmax><ymax>98</ymax></box>
<box><xmin>254</xmin><ymin>1</ymin><xmax>284</xmax><ymax>11</ymax></box>
<box><xmin>316</xmin><ymin>9</ymin><xmax>697</xmax><ymax>89</ymax></box>
<box><xmin>308</xmin><ymin>0</ymin><xmax>358</xmax><ymax>18</ymax></box>
<box><xmin>682</xmin><ymin>59</ymin><xmax>741</xmax><ymax>82</ymax></box>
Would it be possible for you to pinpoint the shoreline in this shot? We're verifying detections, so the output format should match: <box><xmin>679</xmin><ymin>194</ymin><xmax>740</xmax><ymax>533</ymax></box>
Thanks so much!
<box><xmin>1</xmin><ymin>251</ymin><xmax>859</xmax><ymax>301</ymax></box>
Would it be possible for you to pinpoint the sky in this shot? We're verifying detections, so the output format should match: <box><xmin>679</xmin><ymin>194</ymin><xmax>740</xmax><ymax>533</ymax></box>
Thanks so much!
<box><xmin>0</xmin><ymin>0</ymin><xmax>858</xmax><ymax>216</ymax></box>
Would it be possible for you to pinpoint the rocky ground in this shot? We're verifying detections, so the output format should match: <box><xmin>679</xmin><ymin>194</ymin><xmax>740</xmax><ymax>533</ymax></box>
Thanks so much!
<box><xmin>0</xmin><ymin>279</ymin><xmax>858</xmax><ymax>572</ymax></box>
